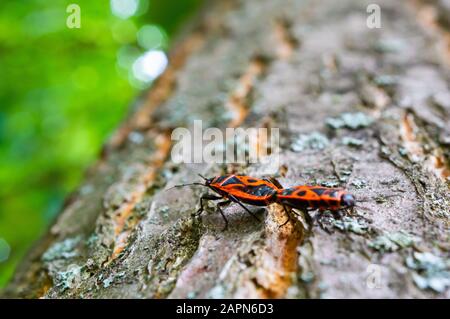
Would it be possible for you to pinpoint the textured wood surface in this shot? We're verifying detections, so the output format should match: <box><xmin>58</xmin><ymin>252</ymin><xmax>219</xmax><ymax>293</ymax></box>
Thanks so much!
<box><xmin>3</xmin><ymin>0</ymin><xmax>450</xmax><ymax>298</ymax></box>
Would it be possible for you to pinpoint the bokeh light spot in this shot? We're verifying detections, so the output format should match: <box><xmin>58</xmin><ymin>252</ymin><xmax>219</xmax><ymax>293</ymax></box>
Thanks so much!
<box><xmin>132</xmin><ymin>50</ymin><xmax>168</xmax><ymax>83</ymax></box>
<box><xmin>110</xmin><ymin>0</ymin><xmax>140</xmax><ymax>19</ymax></box>
<box><xmin>117</xmin><ymin>45</ymin><xmax>141</xmax><ymax>70</ymax></box>
<box><xmin>137</xmin><ymin>25</ymin><xmax>167</xmax><ymax>50</ymax></box>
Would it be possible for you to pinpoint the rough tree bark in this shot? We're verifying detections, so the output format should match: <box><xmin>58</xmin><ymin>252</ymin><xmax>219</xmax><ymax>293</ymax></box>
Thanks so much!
<box><xmin>3</xmin><ymin>0</ymin><xmax>450</xmax><ymax>298</ymax></box>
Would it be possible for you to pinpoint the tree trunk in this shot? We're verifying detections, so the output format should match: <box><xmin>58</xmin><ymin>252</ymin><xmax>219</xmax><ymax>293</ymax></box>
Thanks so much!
<box><xmin>3</xmin><ymin>0</ymin><xmax>450</xmax><ymax>298</ymax></box>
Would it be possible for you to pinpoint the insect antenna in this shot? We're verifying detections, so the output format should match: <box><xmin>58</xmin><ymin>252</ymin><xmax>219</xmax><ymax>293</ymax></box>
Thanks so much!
<box><xmin>352</xmin><ymin>204</ymin><xmax>375</xmax><ymax>213</ymax></box>
<box><xmin>166</xmin><ymin>182</ymin><xmax>206</xmax><ymax>191</ymax></box>
<box><xmin>357</xmin><ymin>194</ymin><xmax>400</xmax><ymax>203</ymax></box>
<box><xmin>198</xmin><ymin>174</ymin><xmax>208</xmax><ymax>181</ymax></box>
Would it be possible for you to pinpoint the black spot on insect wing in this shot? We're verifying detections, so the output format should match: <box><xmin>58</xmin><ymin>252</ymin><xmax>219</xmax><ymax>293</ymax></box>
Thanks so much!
<box><xmin>328</xmin><ymin>191</ymin><xmax>339</xmax><ymax>198</ymax></box>
<box><xmin>221</xmin><ymin>176</ymin><xmax>245</xmax><ymax>186</ymax></box>
<box><xmin>311</xmin><ymin>188</ymin><xmax>326</xmax><ymax>196</ymax></box>
<box><xmin>294</xmin><ymin>190</ymin><xmax>307</xmax><ymax>197</ymax></box>
<box><xmin>281</xmin><ymin>188</ymin><xmax>296</xmax><ymax>196</ymax></box>
<box><xmin>245</xmin><ymin>185</ymin><xmax>277</xmax><ymax>197</ymax></box>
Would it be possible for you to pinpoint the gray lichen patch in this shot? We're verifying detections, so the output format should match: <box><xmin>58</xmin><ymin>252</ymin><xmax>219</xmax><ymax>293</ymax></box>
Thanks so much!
<box><xmin>53</xmin><ymin>264</ymin><xmax>84</xmax><ymax>291</ymax></box>
<box><xmin>315</xmin><ymin>178</ymin><xmax>341</xmax><ymax>188</ymax></box>
<box><xmin>374</xmin><ymin>38</ymin><xmax>407</xmax><ymax>53</ymax></box>
<box><xmin>331</xmin><ymin>216</ymin><xmax>370</xmax><ymax>235</ymax></box>
<box><xmin>326</xmin><ymin>112</ymin><xmax>374</xmax><ymax>130</ymax></box>
<box><xmin>373</xmin><ymin>75</ymin><xmax>398</xmax><ymax>88</ymax></box>
<box><xmin>41</xmin><ymin>235</ymin><xmax>101</xmax><ymax>296</ymax></box>
<box><xmin>156</xmin><ymin>204</ymin><xmax>172</xmax><ymax>223</ymax></box>
<box><xmin>342</xmin><ymin>137</ymin><xmax>364</xmax><ymax>148</ymax></box>
<box><xmin>351</xmin><ymin>179</ymin><xmax>367</xmax><ymax>189</ymax></box>
<box><xmin>207</xmin><ymin>284</ymin><xmax>227</xmax><ymax>299</ymax></box>
<box><xmin>102</xmin><ymin>271</ymin><xmax>126</xmax><ymax>288</ymax></box>
<box><xmin>42</xmin><ymin>236</ymin><xmax>82</xmax><ymax>262</ymax></box>
<box><xmin>406</xmin><ymin>252</ymin><xmax>450</xmax><ymax>293</ymax></box>
<box><xmin>291</xmin><ymin>132</ymin><xmax>330</xmax><ymax>152</ymax></box>
<box><xmin>368</xmin><ymin>231</ymin><xmax>417</xmax><ymax>253</ymax></box>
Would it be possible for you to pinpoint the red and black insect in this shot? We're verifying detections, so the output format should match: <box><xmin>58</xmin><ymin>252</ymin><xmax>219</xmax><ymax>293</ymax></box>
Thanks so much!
<box><xmin>275</xmin><ymin>186</ymin><xmax>355</xmax><ymax>212</ymax></box>
<box><xmin>171</xmin><ymin>174</ymin><xmax>357</xmax><ymax>229</ymax></box>
<box><xmin>171</xmin><ymin>174</ymin><xmax>281</xmax><ymax>229</ymax></box>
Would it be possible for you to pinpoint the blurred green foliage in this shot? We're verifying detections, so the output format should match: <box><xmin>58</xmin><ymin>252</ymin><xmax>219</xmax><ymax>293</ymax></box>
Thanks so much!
<box><xmin>0</xmin><ymin>0</ymin><xmax>201</xmax><ymax>287</ymax></box>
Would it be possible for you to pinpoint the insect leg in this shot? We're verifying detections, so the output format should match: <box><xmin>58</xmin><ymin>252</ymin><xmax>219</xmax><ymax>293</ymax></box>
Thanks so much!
<box><xmin>279</xmin><ymin>205</ymin><xmax>291</xmax><ymax>227</ymax></box>
<box><xmin>228</xmin><ymin>194</ymin><xmax>261</xmax><ymax>222</ymax></box>
<box><xmin>347</xmin><ymin>206</ymin><xmax>355</xmax><ymax>216</ymax></box>
<box><xmin>331</xmin><ymin>209</ymin><xmax>344</xmax><ymax>219</ymax></box>
<box><xmin>196</xmin><ymin>194</ymin><xmax>223</xmax><ymax>216</ymax></box>
<box><xmin>288</xmin><ymin>205</ymin><xmax>313</xmax><ymax>228</ymax></box>
<box><xmin>216</xmin><ymin>200</ymin><xmax>231</xmax><ymax>231</ymax></box>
